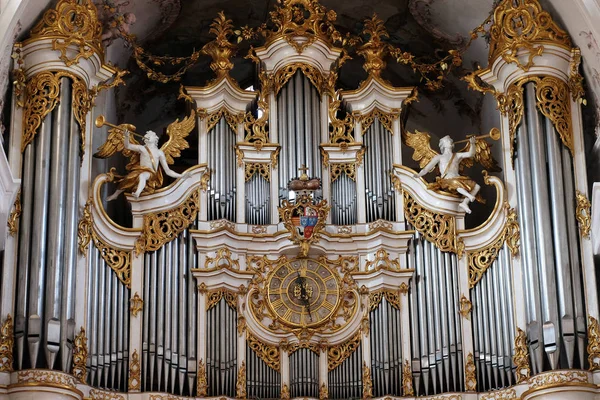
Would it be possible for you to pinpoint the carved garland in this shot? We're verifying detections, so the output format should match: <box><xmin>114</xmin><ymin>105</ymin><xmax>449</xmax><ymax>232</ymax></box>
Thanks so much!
<box><xmin>588</xmin><ymin>316</ymin><xmax>600</xmax><ymax>371</ymax></box>
<box><xmin>576</xmin><ymin>191</ymin><xmax>592</xmax><ymax>239</ymax></box>
<box><xmin>197</xmin><ymin>359</ymin><xmax>208</xmax><ymax>396</ymax></box>
<box><xmin>0</xmin><ymin>315</ymin><xmax>14</xmax><ymax>372</ymax></box>
<box><xmin>505</xmin><ymin>204</ymin><xmax>521</xmax><ymax>257</ymax></box>
<box><xmin>128</xmin><ymin>349</ymin><xmax>141</xmax><ymax>391</ymax></box>
<box><xmin>247</xmin><ymin>333</ymin><xmax>280</xmax><ymax>371</ymax></box>
<box><xmin>513</xmin><ymin>328</ymin><xmax>531</xmax><ymax>382</ymax></box>
<box><xmin>72</xmin><ymin>327</ymin><xmax>87</xmax><ymax>382</ymax></box>
<box><xmin>236</xmin><ymin>361</ymin><xmax>247</xmax><ymax>399</ymax></box>
<box><xmin>7</xmin><ymin>190</ymin><xmax>21</xmax><ymax>236</ymax></box>
<box><xmin>328</xmin><ymin>331</ymin><xmax>361</xmax><ymax>371</ymax></box>
<box><xmin>137</xmin><ymin>189</ymin><xmax>199</xmax><ymax>254</ymax></box>
<box><xmin>404</xmin><ymin>192</ymin><xmax>456</xmax><ymax>253</ymax></box>
<box><xmin>402</xmin><ymin>360</ymin><xmax>414</xmax><ymax>396</ymax></box>
<box><xmin>362</xmin><ymin>362</ymin><xmax>373</xmax><ymax>399</ymax></box>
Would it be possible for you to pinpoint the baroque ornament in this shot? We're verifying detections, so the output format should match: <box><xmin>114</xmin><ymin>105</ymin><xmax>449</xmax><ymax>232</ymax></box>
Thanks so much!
<box><xmin>362</xmin><ymin>362</ymin><xmax>373</xmax><ymax>399</ymax></box>
<box><xmin>0</xmin><ymin>315</ymin><xmax>14</xmax><ymax>372</ymax></box>
<box><xmin>281</xmin><ymin>384</ymin><xmax>291</xmax><ymax>400</ymax></box>
<box><xmin>513</xmin><ymin>328</ymin><xmax>531</xmax><ymax>382</ymax></box>
<box><xmin>130</xmin><ymin>292</ymin><xmax>143</xmax><ymax>317</ymax></box>
<box><xmin>236</xmin><ymin>361</ymin><xmax>247</xmax><ymax>399</ymax></box>
<box><xmin>465</xmin><ymin>353</ymin><xmax>476</xmax><ymax>391</ymax></box>
<box><xmin>505</xmin><ymin>203</ymin><xmax>521</xmax><ymax>257</ymax></box>
<box><xmin>459</xmin><ymin>295</ymin><xmax>472</xmax><ymax>319</ymax></box>
<box><xmin>206</xmin><ymin>289</ymin><xmax>238</xmax><ymax>311</ymax></box>
<box><xmin>319</xmin><ymin>382</ymin><xmax>329</xmax><ymax>399</ymax></box>
<box><xmin>7</xmin><ymin>190</ymin><xmax>21</xmax><ymax>236</ymax></box>
<box><xmin>247</xmin><ymin>332</ymin><xmax>280</xmax><ymax>371</ymax></box>
<box><xmin>197</xmin><ymin>359</ymin><xmax>208</xmax><ymax>397</ymax></box>
<box><xmin>205</xmin><ymin>247</ymin><xmax>240</xmax><ymax>271</ymax></box>
<box><xmin>72</xmin><ymin>327</ymin><xmax>88</xmax><ymax>382</ymax></box>
<box><xmin>245</xmin><ymin>163</ymin><xmax>271</xmax><ymax>182</ymax></box>
<box><xmin>128</xmin><ymin>349</ymin><xmax>141</xmax><ymax>391</ymax></box>
<box><xmin>328</xmin><ymin>331</ymin><xmax>361</xmax><ymax>371</ymax></box>
<box><xmin>404</xmin><ymin>192</ymin><xmax>456</xmax><ymax>252</ymax></box>
<box><xmin>402</xmin><ymin>360</ymin><xmax>414</xmax><ymax>396</ymax></box>
<box><xmin>77</xmin><ymin>199</ymin><xmax>93</xmax><ymax>255</ymax></box>
<box><xmin>588</xmin><ymin>316</ymin><xmax>600</xmax><ymax>371</ymax></box>
<box><xmin>365</xmin><ymin>249</ymin><xmax>400</xmax><ymax>271</ymax></box>
<box><xmin>576</xmin><ymin>190</ymin><xmax>592</xmax><ymax>239</ymax></box>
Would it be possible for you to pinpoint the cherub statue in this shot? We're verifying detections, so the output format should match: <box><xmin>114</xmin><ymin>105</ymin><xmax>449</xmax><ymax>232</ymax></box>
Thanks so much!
<box><xmin>94</xmin><ymin>113</ymin><xmax>195</xmax><ymax>201</ymax></box>
<box><xmin>406</xmin><ymin>129</ymin><xmax>501</xmax><ymax>214</ymax></box>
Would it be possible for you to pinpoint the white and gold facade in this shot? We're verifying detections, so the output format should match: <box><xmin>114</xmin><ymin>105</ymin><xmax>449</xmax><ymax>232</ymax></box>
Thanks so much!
<box><xmin>0</xmin><ymin>0</ymin><xmax>599</xmax><ymax>399</ymax></box>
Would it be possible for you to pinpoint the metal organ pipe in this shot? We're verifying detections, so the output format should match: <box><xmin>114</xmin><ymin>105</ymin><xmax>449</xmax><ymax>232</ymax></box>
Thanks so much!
<box><xmin>208</xmin><ymin>118</ymin><xmax>237</xmax><ymax>222</ymax></box>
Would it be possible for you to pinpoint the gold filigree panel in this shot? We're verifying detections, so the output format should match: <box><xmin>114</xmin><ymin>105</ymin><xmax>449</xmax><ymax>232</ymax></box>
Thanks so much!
<box><xmin>576</xmin><ymin>191</ymin><xmax>592</xmax><ymax>239</ymax></box>
<box><xmin>362</xmin><ymin>362</ymin><xmax>373</xmax><ymax>399</ymax></box>
<box><xmin>273</xmin><ymin>63</ymin><xmax>325</xmax><ymax>96</ymax></box>
<box><xmin>404</xmin><ymin>192</ymin><xmax>456</xmax><ymax>253</ymax></box>
<box><xmin>360</xmin><ymin>108</ymin><xmax>396</xmax><ymax>135</ymax></box>
<box><xmin>72</xmin><ymin>327</ymin><xmax>87</xmax><ymax>382</ymax></box>
<box><xmin>245</xmin><ymin>163</ymin><xmax>270</xmax><ymax>182</ymax></box>
<box><xmin>128</xmin><ymin>349</ymin><xmax>141</xmax><ymax>391</ymax></box>
<box><xmin>330</xmin><ymin>163</ymin><xmax>355</xmax><ymax>183</ymax></box>
<box><xmin>588</xmin><ymin>316</ymin><xmax>600</xmax><ymax>371</ymax></box>
<box><xmin>513</xmin><ymin>328</ymin><xmax>531</xmax><ymax>382</ymax></box>
<box><xmin>247</xmin><ymin>333</ymin><xmax>280</xmax><ymax>371</ymax></box>
<box><xmin>206</xmin><ymin>289</ymin><xmax>238</xmax><ymax>311</ymax></box>
<box><xmin>467</xmin><ymin>230</ymin><xmax>504</xmax><ymax>288</ymax></box>
<box><xmin>7</xmin><ymin>190</ymin><xmax>21</xmax><ymax>236</ymax></box>
<box><xmin>0</xmin><ymin>315</ymin><xmax>14</xmax><ymax>372</ymax></box>
<box><xmin>402</xmin><ymin>360</ymin><xmax>414</xmax><ymax>396</ymax></box>
<box><xmin>365</xmin><ymin>249</ymin><xmax>400</xmax><ymax>272</ymax></box>
<box><xmin>197</xmin><ymin>359</ymin><xmax>208</xmax><ymax>396</ymax></box>
<box><xmin>465</xmin><ymin>353</ymin><xmax>476</xmax><ymax>391</ymax></box>
<box><xmin>205</xmin><ymin>247</ymin><xmax>240</xmax><ymax>270</ymax></box>
<box><xmin>236</xmin><ymin>361</ymin><xmax>247</xmax><ymax>399</ymax></box>
<box><xmin>328</xmin><ymin>331</ymin><xmax>361</xmax><ymax>371</ymax></box>
<box><xmin>205</xmin><ymin>108</ymin><xmax>244</xmax><ymax>134</ymax></box>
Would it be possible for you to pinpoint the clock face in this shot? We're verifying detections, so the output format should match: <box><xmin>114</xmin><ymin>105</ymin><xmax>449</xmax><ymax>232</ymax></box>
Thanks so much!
<box><xmin>266</xmin><ymin>258</ymin><xmax>341</xmax><ymax>328</ymax></box>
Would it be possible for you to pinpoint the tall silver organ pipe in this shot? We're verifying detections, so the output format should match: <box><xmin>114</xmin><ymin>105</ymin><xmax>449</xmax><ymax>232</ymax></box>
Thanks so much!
<box><xmin>86</xmin><ymin>246</ymin><xmax>130</xmax><ymax>391</ymax></box>
<box><xmin>14</xmin><ymin>78</ymin><xmax>81</xmax><ymax>372</ymax></box>
<box><xmin>409</xmin><ymin>233</ymin><xmax>463</xmax><ymax>395</ymax></box>
<box><xmin>328</xmin><ymin>344</ymin><xmax>363</xmax><ymax>399</ymax></box>
<box><xmin>514</xmin><ymin>83</ymin><xmax>587</xmax><ymax>372</ymax></box>
<box><xmin>470</xmin><ymin>245</ymin><xmax>515</xmax><ymax>391</ymax></box>
<box><xmin>207</xmin><ymin>118</ymin><xmax>237</xmax><ymax>222</ymax></box>
<box><xmin>277</xmin><ymin>71</ymin><xmax>322</xmax><ymax>202</ymax></box>
<box><xmin>206</xmin><ymin>298</ymin><xmax>237</xmax><ymax>397</ymax></box>
<box><xmin>290</xmin><ymin>348</ymin><xmax>319</xmax><ymax>398</ymax></box>
<box><xmin>245</xmin><ymin>174</ymin><xmax>270</xmax><ymax>225</ymax></box>
<box><xmin>246</xmin><ymin>344</ymin><xmax>281</xmax><ymax>399</ymax></box>
<box><xmin>370</xmin><ymin>297</ymin><xmax>402</xmax><ymax>397</ymax></box>
<box><xmin>331</xmin><ymin>173</ymin><xmax>357</xmax><ymax>225</ymax></box>
<box><xmin>363</xmin><ymin>118</ymin><xmax>396</xmax><ymax>222</ymax></box>
<box><xmin>142</xmin><ymin>229</ymin><xmax>198</xmax><ymax>395</ymax></box>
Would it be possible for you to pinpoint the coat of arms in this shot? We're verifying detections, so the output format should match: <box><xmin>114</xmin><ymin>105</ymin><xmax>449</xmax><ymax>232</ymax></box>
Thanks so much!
<box><xmin>279</xmin><ymin>165</ymin><xmax>329</xmax><ymax>257</ymax></box>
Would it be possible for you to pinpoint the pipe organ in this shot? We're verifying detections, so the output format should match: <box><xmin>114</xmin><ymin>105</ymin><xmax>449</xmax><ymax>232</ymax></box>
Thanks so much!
<box><xmin>1</xmin><ymin>0</ymin><xmax>599</xmax><ymax>399</ymax></box>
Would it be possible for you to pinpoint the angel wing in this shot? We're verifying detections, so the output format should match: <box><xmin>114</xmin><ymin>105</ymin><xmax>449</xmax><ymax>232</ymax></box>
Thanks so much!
<box><xmin>459</xmin><ymin>137</ymin><xmax>502</xmax><ymax>173</ymax></box>
<box><xmin>161</xmin><ymin>111</ymin><xmax>195</xmax><ymax>165</ymax></box>
<box><xmin>93</xmin><ymin>123</ymin><xmax>141</xmax><ymax>170</ymax></box>
<box><xmin>403</xmin><ymin>130</ymin><xmax>439</xmax><ymax>168</ymax></box>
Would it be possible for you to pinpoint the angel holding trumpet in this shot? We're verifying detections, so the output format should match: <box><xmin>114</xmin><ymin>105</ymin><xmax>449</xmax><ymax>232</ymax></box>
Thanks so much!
<box><xmin>407</xmin><ymin>128</ymin><xmax>501</xmax><ymax>214</ymax></box>
<box><xmin>94</xmin><ymin>112</ymin><xmax>195</xmax><ymax>201</ymax></box>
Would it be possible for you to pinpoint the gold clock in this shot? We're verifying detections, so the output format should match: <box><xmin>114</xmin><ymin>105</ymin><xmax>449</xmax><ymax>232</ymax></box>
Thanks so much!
<box><xmin>266</xmin><ymin>258</ymin><xmax>341</xmax><ymax>328</ymax></box>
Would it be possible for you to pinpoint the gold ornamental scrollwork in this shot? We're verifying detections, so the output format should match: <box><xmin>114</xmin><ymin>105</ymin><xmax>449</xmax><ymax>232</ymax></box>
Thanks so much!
<box><xmin>128</xmin><ymin>349</ymin><xmax>141</xmax><ymax>391</ymax></box>
<box><xmin>245</xmin><ymin>163</ymin><xmax>271</xmax><ymax>182</ymax></box>
<box><xmin>206</xmin><ymin>289</ymin><xmax>238</xmax><ymax>311</ymax></box>
<box><xmin>587</xmin><ymin>316</ymin><xmax>600</xmax><ymax>371</ymax></box>
<box><xmin>279</xmin><ymin>194</ymin><xmax>330</xmax><ymax>257</ymax></box>
<box><xmin>89</xmin><ymin>389</ymin><xmax>126</xmax><ymax>400</ymax></box>
<box><xmin>362</xmin><ymin>361</ymin><xmax>373</xmax><ymax>399</ymax></box>
<box><xmin>467</xmin><ymin>231</ymin><xmax>504</xmax><ymax>288</ymax></box>
<box><xmin>205</xmin><ymin>247</ymin><xmax>240</xmax><ymax>271</ymax></box>
<box><xmin>465</xmin><ymin>353</ymin><xmax>476</xmax><ymax>391</ymax></box>
<box><xmin>576</xmin><ymin>190</ymin><xmax>592</xmax><ymax>239</ymax></box>
<box><xmin>77</xmin><ymin>199</ymin><xmax>93</xmax><ymax>255</ymax></box>
<box><xmin>93</xmin><ymin>234</ymin><xmax>131</xmax><ymax>288</ymax></box>
<box><xmin>72</xmin><ymin>327</ymin><xmax>87</xmax><ymax>382</ymax></box>
<box><xmin>404</xmin><ymin>192</ymin><xmax>456</xmax><ymax>253</ymax></box>
<box><xmin>328</xmin><ymin>93</ymin><xmax>355</xmax><ymax>144</ymax></box>
<box><xmin>7</xmin><ymin>190</ymin><xmax>21</xmax><ymax>236</ymax></box>
<box><xmin>243</xmin><ymin>90</ymin><xmax>270</xmax><ymax>145</ymax></box>
<box><xmin>247</xmin><ymin>332</ymin><xmax>280</xmax><ymax>371</ymax></box>
<box><xmin>513</xmin><ymin>328</ymin><xmax>531</xmax><ymax>382</ymax></box>
<box><xmin>368</xmin><ymin>290</ymin><xmax>401</xmax><ymax>311</ymax></box>
<box><xmin>281</xmin><ymin>384</ymin><xmax>291</xmax><ymax>400</ymax></box>
<box><xmin>137</xmin><ymin>190</ymin><xmax>199</xmax><ymax>254</ymax></box>
<box><xmin>534</xmin><ymin>76</ymin><xmax>574</xmax><ymax>155</ymax></box>
<box><xmin>17</xmin><ymin>369</ymin><xmax>77</xmax><ymax>388</ymax></box>
<box><xmin>528</xmin><ymin>370</ymin><xmax>588</xmax><ymax>388</ymax></box>
<box><xmin>459</xmin><ymin>295</ymin><xmax>472</xmax><ymax>319</ymax></box>
<box><xmin>365</xmin><ymin>249</ymin><xmax>400</xmax><ymax>272</ymax></box>
<box><xmin>0</xmin><ymin>314</ymin><xmax>14</xmax><ymax>372</ymax></box>
<box><xmin>206</xmin><ymin>107</ymin><xmax>244</xmax><ymax>134</ymax></box>
<box><xmin>330</xmin><ymin>163</ymin><xmax>356</xmax><ymax>183</ymax></box>
<box><xmin>360</xmin><ymin>108</ymin><xmax>396</xmax><ymax>135</ymax></box>
<box><xmin>236</xmin><ymin>361</ymin><xmax>247</xmax><ymax>399</ymax></box>
<box><xmin>29</xmin><ymin>0</ymin><xmax>103</xmax><ymax>66</ymax></box>
<box><xmin>328</xmin><ymin>331</ymin><xmax>361</xmax><ymax>371</ymax></box>
<box><xmin>402</xmin><ymin>360</ymin><xmax>414</xmax><ymax>396</ymax></box>
<box><xmin>22</xmin><ymin>71</ymin><xmax>62</xmax><ymax>151</ymax></box>
<box><xmin>569</xmin><ymin>49</ymin><xmax>585</xmax><ymax>102</ymax></box>
<box><xmin>488</xmin><ymin>0</ymin><xmax>571</xmax><ymax>66</ymax></box>
<box><xmin>130</xmin><ymin>292</ymin><xmax>143</xmax><ymax>317</ymax></box>
<box><xmin>319</xmin><ymin>382</ymin><xmax>329</xmax><ymax>399</ymax></box>
<box><xmin>505</xmin><ymin>203</ymin><xmax>521</xmax><ymax>257</ymax></box>
<box><xmin>273</xmin><ymin>62</ymin><xmax>325</xmax><ymax>96</ymax></box>
<box><xmin>197</xmin><ymin>358</ymin><xmax>208</xmax><ymax>397</ymax></box>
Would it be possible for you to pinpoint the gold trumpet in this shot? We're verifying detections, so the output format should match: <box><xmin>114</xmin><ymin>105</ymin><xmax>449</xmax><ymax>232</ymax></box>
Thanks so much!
<box><xmin>454</xmin><ymin>127</ymin><xmax>501</xmax><ymax>145</ymax></box>
<box><xmin>95</xmin><ymin>115</ymin><xmax>146</xmax><ymax>139</ymax></box>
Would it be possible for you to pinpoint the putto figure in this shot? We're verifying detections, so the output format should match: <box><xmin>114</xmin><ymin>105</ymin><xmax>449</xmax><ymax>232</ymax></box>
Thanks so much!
<box><xmin>94</xmin><ymin>112</ymin><xmax>195</xmax><ymax>201</ymax></box>
<box><xmin>406</xmin><ymin>128</ymin><xmax>501</xmax><ymax>214</ymax></box>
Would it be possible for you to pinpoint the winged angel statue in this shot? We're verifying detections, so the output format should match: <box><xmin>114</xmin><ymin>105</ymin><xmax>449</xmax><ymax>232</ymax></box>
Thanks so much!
<box><xmin>94</xmin><ymin>113</ymin><xmax>195</xmax><ymax>200</ymax></box>
<box><xmin>407</xmin><ymin>129</ymin><xmax>500</xmax><ymax>214</ymax></box>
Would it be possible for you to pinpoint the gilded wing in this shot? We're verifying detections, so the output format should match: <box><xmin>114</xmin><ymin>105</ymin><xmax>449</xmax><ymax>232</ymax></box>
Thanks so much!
<box><xmin>161</xmin><ymin>111</ymin><xmax>195</xmax><ymax>165</ymax></box>
<box><xmin>94</xmin><ymin>123</ymin><xmax>139</xmax><ymax>160</ymax></box>
<box><xmin>459</xmin><ymin>138</ymin><xmax>502</xmax><ymax>173</ymax></box>
<box><xmin>404</xmin><ymin>130</ymin><xmax>439</xmax><ymax>168</ymax></box>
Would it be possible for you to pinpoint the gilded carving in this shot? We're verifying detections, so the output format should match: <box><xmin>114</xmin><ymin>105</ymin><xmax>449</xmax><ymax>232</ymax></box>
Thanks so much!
<box><xmin>273</xmin><ymin>62</ymin><xmax>325</xmax><ymax>96</ymax></box>
<box><xmin>330</xmin><ymin>163</ymin><xmax>356</xmax><ymax>183</ymax></box>
<box><xmin>17</xmin><ymin>369</ymin><xmax>77</xmax><ymax>388</ymax></box>
<box><xmin>480</xmin><ymin>388</ymin><xmax>517</xmax><ymax>400</ymax></box>
<box><xmin>206</xmin><ymin>107</ymin><xmax>244</xmax><ymax>134</ymax></box>
<box><xmin>467</xmin><ymin>229</ymin><xmax>505</xmax><ymax>288</ymax></box>
<box><xmin>328</xmin><ymin>93</ymin><xmax>355</xmax><ymax>143</ymax></box>
<box><xmin>402</xmin><ymin>360</ymin><xmax>414</xmax><ymax>396</ymax></box>
<box><xmin>201</xmin><ymin>12</ymin><xmax>237</xmax><ymax>80</ymax></box>
<box><xmin>197</xmin><ymin>358</ymin><xmax>208</xmax><ymax>397</ymax></box>
<box><xmin>505</xmin><ymin>203</ymin><xmax>521</xmax><ymax>257</ymax></box>
<box><xmin>465</xmin><ymin>353</ymin><xmax>476</xmax><ymax>391</ymax></box>
<box><xmin>281</xmin><ymin>384</ymin><xmax>291</xmax><ymax>400</ymax></box>
<box><xmin>588</xmin><ymin>316</ymin><xmax>600</xmax><ymax>371</ymax></box>
<box><xmin>245</xmin><ymin>162</ymin><xmax>270</xmax><ymax>182</ymax></box>
<box><xmin>404</xmin><ymin>192</ymin><xmax>456</xmax><ymax>253</ymax></box>
<box><xmin>30</xmin><ymin>0</ymin><xmax>103</xmax><ymax>66</ymax></box>
<box><xmin>576</xmin><ymin>190</ymin><xmax>592</xmax><ymax>239</ymax></box>
<box><xmin>459</xmin><ymin>295</ymin><xmax>472</xmax><ymax>319</ymax></box>
<box><xmin>328</xmin><ymin>331</ymin><xmax>361</xmax><ymax>371</ymax></box>
<box><xmin>72</xmin><ymin>327</ymin><xmax>87</xmax><ymax>382</ymax></box>
<box><xmin>137</xmin><ymin>190</ymin><xmax>199</xmax><ymax>253</ymax></box>
<box><xmin>528</xmin><ymin>370</ymin><xmax>588</xmax><ymax>388</ymax></box>
<box><xmin>360</xmin><ymin>108</ymin><xmax>396</xmax><ymax>135</ymax></box>
<box><xmin>206</xmin><ymin>289</ymin><xmax>238</xmax><ymax>311</ymax></box>
<box><xmin>488</xmin><ymin>0</ymin><xmax>571</xmax><ymax>67</ymax></box>
<box><xmin>399</xmin><ymin>282</ymin><xmax>409</xmax><ymax>295</ymax></box>
<box><xmin>534</xmin><ymin>76</ymin><xmax>573</xmax><ymax>155</ymax></box>
<box><xmin>569</xmin><ymin>49</ymin><xmax>585</xmax><ymax>102</ymax></box>
<box><xmin>319</xmin><ymin>382</ymin><xmax>329</xmax><ymax>399</ymax></box>
<box><xmin>0</xmin><ymin>315</ymin><xmax>14</xmax><ymax>372</ymax></box>
<box><xmin>362</xmin><ymin>362</ymin><xmax>373</xmax><ymax>399</ymax></box>
<box><xmin>7</xmin><ymin>189</ymin><xmax>21</xmax><ymax>236</ymax></box>
<box><xmin>243</xmin><ymin>92</ymin><xmax>270</xmax><ymax>145</ymax></box>
<box><xmin>237</xmin><ymin>316</ymin><xmax>246</xmax><ymax>336</ymax></box>
<box><xmin>236</xmin><ymin>361</ymin><xmax>247</xmax><ymax>399</ymax></box>
<box><xmin>130</xmin><ymin>292</ymin><xmax>143</xmax><ymax>317</ymax></box>
<box><xmin>247</xmin><ymin>332</ymin><xmax>280</xmax><ymax>371</ymax></box>
<box><xmin>513</xmin><ymin>328</ymin><xmax>531</xmax><ymax>382</ymax></box>
<box><xmin>356</xmin><ymin>15</ymin><xmax>392</xmax><ymax>79</ymax></box>
<box><xmin>205</xmin><ymin>247</ymin><xmax>240</xmax><ymax>270</ymax></box>
<box><xmin>368</xmin><ymin>290</ymin><xmax>401</xmax><ymax>311</ymax></box>
<box><xmin>368</xmin><ymin>219</ymin><xmax>393</xmax><ymax>231</ymax></box>
<box><xmin>92</xmin><ymin>234</ymin><xmax>131</xmax><ymax>288</ymax></box>
<box><xmin>128</xmin><ymin>349</ymin><xmax>141</xmax><ymax>391</ymax></box>
<box><xmin>77</xmin><ymin>199</ymin><xmax>93</xmax><ymax>255</ymax></box>
<box><xmin>89</xmin><ymin>389</ymin><xmax>126</xmax><ymax>400</ymax></box>
<box><xmin>365</xmin><ymin>249</ymin><xmax>400</xmax><ymax>271</ymax></box>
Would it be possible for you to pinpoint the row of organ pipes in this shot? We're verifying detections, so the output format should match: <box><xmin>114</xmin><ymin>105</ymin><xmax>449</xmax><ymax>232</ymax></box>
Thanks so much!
<box><xmin>3</xmin><ymin>0</ymin><xmax>596</xmax><ymax>398</ymax></box>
